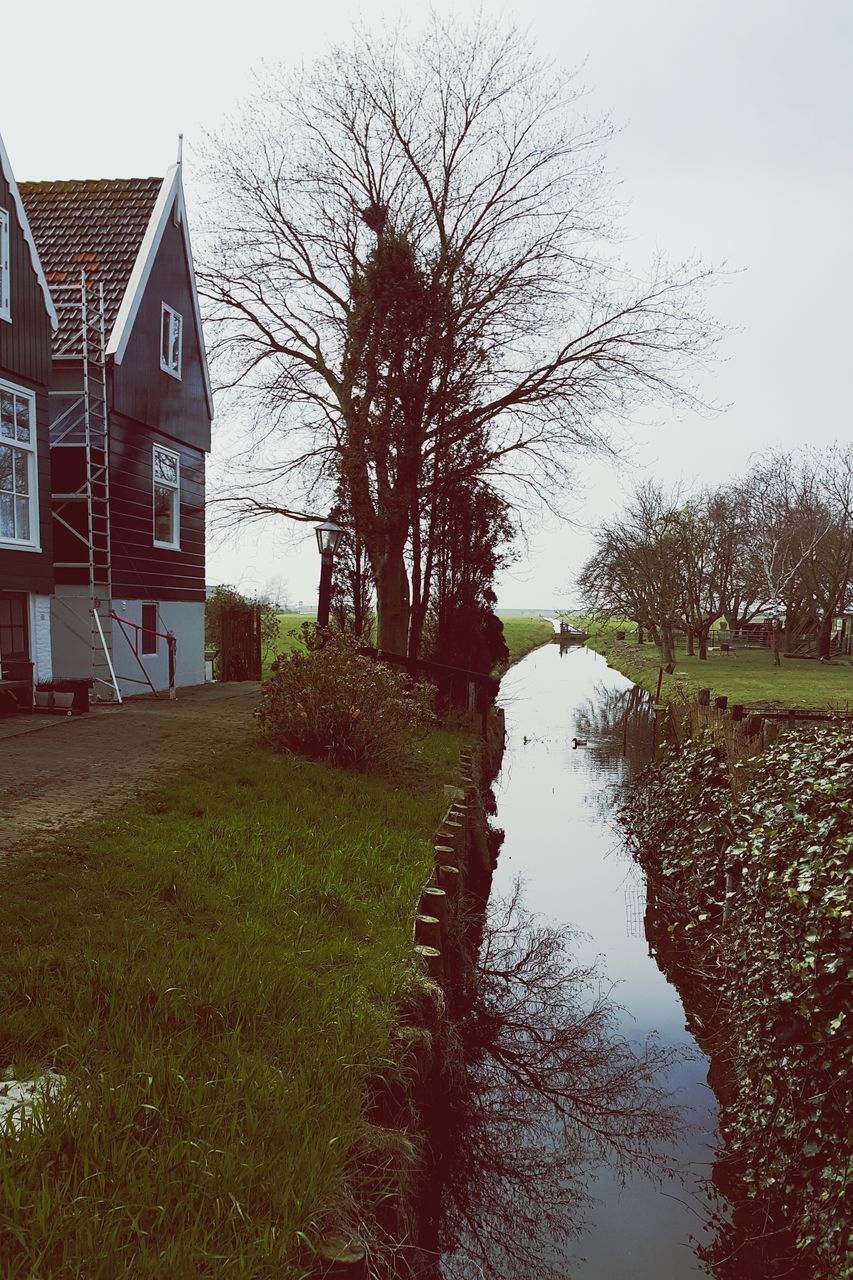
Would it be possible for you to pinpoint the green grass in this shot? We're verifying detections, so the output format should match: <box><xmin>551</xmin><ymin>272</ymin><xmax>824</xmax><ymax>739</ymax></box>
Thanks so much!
<box><xmin>586</xmin><ymin>627</ymin><xmax>853</xmax><ymax>711</ymax></box>
<box><xmin>263</xmin><ymin>613</ymin><xmax>316</xmax><ymax>678</ymax></box>
<box><xmin>0</xmin><ymin>729</ymin><xmax>462</xmax><ymax>1278</ymax></box>
<box><xmin>267</xmin><ymin>612</ymin><xmax>554</xmax><ymax>680</ymax></box>
<box><xmin>497</xmin><ymin>614</ymin><xmax>554</xmax><ymax>669</ymax></box>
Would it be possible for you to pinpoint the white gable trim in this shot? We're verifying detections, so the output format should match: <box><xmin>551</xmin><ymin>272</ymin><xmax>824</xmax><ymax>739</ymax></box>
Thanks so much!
<box><xmin>107</xmin><ymin>163</ymin><xmax>213</xmax><ymax>420</ymax></box>
<box><xmin>0</xmin><ymin>132</ymin><xmax>59</xmax><ymax>332</ymax></box>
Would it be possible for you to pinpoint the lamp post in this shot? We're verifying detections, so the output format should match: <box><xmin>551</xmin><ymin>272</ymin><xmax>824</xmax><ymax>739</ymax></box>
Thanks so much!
<box><xmin>314</xmin><ymin>514</ymin><xmax>345</xmax><ymax>628</ymax></box>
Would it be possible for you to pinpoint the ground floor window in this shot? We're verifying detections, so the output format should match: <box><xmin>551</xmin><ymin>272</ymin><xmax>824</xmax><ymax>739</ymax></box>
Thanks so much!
<box><xmin>0</xmin><ymin>380</ymin><xmax>38</xmax><ymax>547</ymax></box>
<box><xmin>141</xmin><ymin>603</ymin><xmax>158</xmax><ymax>655</ymax></box>
<box><xmin>0</xmin><ymin>591</ymin><xmax>29</xmax><ymax>661</ymax></box>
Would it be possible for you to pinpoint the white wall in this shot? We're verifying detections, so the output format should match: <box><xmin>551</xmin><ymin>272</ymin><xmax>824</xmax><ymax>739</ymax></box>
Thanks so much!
<box><xmin>111</xmin><ymin>598</ymin><xmax>204</xmax><ymax>696</ymax></box>
<box><xmin>30</xmin><ymin>593</ymin><xmax>53</xmax><ymax>681</ymax></box>
<box><xmin>50</xmin><ymin>588</ymin><xmax>93</xmax><ymax>679</ymax></box>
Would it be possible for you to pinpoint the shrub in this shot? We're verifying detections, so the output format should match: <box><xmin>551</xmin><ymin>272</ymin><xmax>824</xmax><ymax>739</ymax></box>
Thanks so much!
<box><xmin>256</xmin><ymin>626</ymin><xmax>434</xmax><ymax>771</ymax></box>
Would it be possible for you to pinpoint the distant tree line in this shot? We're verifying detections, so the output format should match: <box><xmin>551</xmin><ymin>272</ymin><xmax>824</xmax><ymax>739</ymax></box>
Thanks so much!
<box><xmin>578</xmin><ymin>443</ymin><xmax>853</xmax><ymax>662</ymax></box>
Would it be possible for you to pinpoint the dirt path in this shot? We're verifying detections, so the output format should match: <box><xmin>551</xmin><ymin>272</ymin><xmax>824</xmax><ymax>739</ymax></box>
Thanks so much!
<box><xmin>0</xmin><ymin>683</ymin><xmax>259</xmax><ymax>859</ymax></box>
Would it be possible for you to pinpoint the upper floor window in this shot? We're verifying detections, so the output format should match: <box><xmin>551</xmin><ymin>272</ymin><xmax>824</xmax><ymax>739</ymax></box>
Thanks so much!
<box><xmin>153</xmin><ymin>444</ymin><xmax>180</xmax><ymax>549</ymax></box>
<box><xmin>160</xmin><ymin>303</ymin><xmax>182</xmax><ymax>379</ymax></box>
<box><xmin>0</xmin><ymin>208</ymin><xmax>10</xmax><ymax>323</ymax></box>
<box><xmin>0</xmin><ymin>380</ymin><xmax>38</xmax><ymax>548</ymax></box>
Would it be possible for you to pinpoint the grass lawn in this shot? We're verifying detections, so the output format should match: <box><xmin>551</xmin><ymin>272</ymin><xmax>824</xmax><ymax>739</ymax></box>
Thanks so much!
<box><xmin>0</xmin><ymin>729</ymin><xmax>462</xmax><ymax>1278</ymax></box>
<box><xmin>264</xmin><ymin>613</ymin><xmax>316</xmax><ymax>677</ymax></box>
<box><xmin>268</xmin><ymin>612</ymin><xmax>555</xmax><ymax>679</ymax></box>
<box><xmin>587</xmin><ymin>628</ymin><xmax>853</xmax><ymax>711</ymax></box>
<box><xmin>497</xmin><ymin>614</ymin><xmax>554</xmax><ymax>669</ymax></box>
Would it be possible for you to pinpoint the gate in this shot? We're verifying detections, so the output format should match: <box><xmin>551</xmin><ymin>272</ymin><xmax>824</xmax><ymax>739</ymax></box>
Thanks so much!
<box><xmin>219</xmin><ymin>604</ymin><xmax>262</xmax><ymax>681</ymax></box>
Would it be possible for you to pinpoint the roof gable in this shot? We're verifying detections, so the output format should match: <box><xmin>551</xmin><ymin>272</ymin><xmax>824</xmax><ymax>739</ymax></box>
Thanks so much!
<box><xmin>17</xmin><ymin>168</ymin><xmax>212</xmax><ymax>421</ymax></box>
<box><xmin>18</xmin><ymin>175</ymin><xmax>161</xmax><ymax>351</ymax></box>
<box><xmin>108</xmin><ymin>165</ymin><xmax>213</xmax><ymax>420</ymax></box>
<box><xmin>0</xmin><ymin>133</ymin><xmax>58</xmax><ymax>331</ymax></box>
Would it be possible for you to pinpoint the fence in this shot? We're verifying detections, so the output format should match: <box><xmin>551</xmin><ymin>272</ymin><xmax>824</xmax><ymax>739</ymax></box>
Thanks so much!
<box><xmin>656</xmin><ymin>687</ymin><xmax>853</xmax><ymax>790</ymax></box>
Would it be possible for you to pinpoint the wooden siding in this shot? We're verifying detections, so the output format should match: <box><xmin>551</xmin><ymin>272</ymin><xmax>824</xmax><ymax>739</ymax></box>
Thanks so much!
<box><xmin>0</xmin><ymin>373</ymin><xmax>53</xmax><ymax>595</ymax></box>
<box><xmin>0</xmin><ymin>168</ymin><xmax>52</xmax><ymax>388</ymax></box>
<box><xmin>110</xmin><ymin>211</ymin><xmax>211</xmax><ymax>454</ymax></box>
<box><xmin>109</xmin><ymin>412</ymin><xmax>205</xmax><ymax>602</ymax></box>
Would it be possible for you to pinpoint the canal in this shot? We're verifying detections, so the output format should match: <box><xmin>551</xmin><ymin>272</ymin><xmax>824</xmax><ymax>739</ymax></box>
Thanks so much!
<box><xmin>444</xmin><ymin>640</ymin><xmax>721</xmax><ymax>1277</ymax></box>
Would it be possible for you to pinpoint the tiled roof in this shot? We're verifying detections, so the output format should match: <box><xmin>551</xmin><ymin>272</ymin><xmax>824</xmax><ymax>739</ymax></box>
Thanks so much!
<box><xmin>17</xmin><ymin>178</ymin><xmax>163</xmax><ymax>351</ymax></box>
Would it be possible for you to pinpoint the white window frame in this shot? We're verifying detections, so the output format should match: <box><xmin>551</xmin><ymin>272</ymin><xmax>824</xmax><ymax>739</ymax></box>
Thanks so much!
<box><xmin>152</xmin><ymin>444</ymin><xmax>180</xmax><ymax>550</ymax></box>
<box><xmin>0</xmin><ymin>208</ymin><xmax>10</xmax><ymax>323</ymax></box>
<box><xmin>159</xmin><ymin>302</ymin><xmax>182</xmax><ymax>379</ymax></box>
<box><xmin>0</xmin><ymin>378</ymin><xmax>39</xmax><ymax>551</ymax></box>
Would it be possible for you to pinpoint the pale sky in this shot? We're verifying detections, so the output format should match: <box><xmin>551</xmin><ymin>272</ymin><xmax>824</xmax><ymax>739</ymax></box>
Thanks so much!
<box><xmin>3</xmin><ymin>1</ymin><xmax>851</xmax><ymax>610</ymax></box>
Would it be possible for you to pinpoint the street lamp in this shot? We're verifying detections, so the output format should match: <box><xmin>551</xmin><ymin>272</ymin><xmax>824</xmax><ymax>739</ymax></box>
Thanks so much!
<box><xmin>314</xmin><ymin>513</ymin><xmax>345</xmax><ymax>627</ymax></box>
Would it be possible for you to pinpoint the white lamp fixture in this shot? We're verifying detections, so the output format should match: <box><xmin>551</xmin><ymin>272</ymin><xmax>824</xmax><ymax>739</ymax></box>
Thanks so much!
<box><xmin>315</xmin><ymin>516</ymin><xmax>345</xmax><ymax>558</ymax></box>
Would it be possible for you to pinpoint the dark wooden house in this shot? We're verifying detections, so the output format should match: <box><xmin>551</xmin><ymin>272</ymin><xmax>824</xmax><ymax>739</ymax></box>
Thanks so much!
<box><xmin>0</xmin><ymin>132</ymin><xmax>57</xmax><ymax>710</ymax></box>
<box><xmin>20</xmin><ymin>162</ymin><xmax>213</xmax><ymax>699</ymax></box>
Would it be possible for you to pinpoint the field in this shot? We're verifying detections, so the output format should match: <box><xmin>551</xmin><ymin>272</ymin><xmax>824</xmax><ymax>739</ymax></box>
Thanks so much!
<box><xmin>0</xmin><ymin>729</ymin><xmax>461</xmax><ymax>1278</ymax></box>
<box><xmin>267</xmin><ymin>612</ymin><xmax>555</xmax><ymax>677</ymax></box>
<box><xmin>497</xmin><ymin>614</ymin><xmax>554</xmax><ymax>669</ymax></box>
<box><xmin>585</xmin><ymin>625</ymin><xmax>853</xmax><ymax>711</ymax></box>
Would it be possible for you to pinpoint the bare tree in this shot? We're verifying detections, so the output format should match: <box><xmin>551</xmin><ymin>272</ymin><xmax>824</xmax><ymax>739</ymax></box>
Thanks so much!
<box><xmin>745</xmin><ymin>445</ymin><xmax>853</xmax><ymax>656</ymax></box>
<box><xmin>200</xmin><ymin>15</ymin><xmax>719</xmax><ymax>654</ymax></box>
<box><xmin>578</xmin><ymin>482</ymin><xmax>684</xmax><ymax>664</ymax></box>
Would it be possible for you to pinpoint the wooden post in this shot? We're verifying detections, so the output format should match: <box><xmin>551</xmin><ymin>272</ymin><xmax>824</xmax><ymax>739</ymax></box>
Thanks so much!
<box><xmin>697</xmin><ymin>688</ymin><xmax>711</xmax><ymax>707</ymax></box>
<box><xmin>419</xmin><ymin>886</ymin><xmax>448</xmax><ymax>932</ymax></box>
<box><xmin>414</xmin><ymin>944</ymin><xmax>443</xmax><ymax>981</ymax></box>
<box><xmin>316</xmin><ymin>1238</ymin><xmax>366</xmax><ymax>1278</ymax></box>
<box><xmin>414</xmin><ymin>914</ymin><xmax>441</xmax><ymax>949</ymax></box>
<box><xmin>434</xmin><ymin>843</ymin><xmax>455</xmax><ymax>869</ymax></box>
<box><xmin>731</xmin><ymin>704</ymin><xmax>744</xmax><ymax>722</ymax></box>
<box><xmin>437</xmin><ymin>864</ymin><xmax>461</xmax><ymax>902</ymax></box>
<box><xmin>714</xmin><ymin>695</ymin><xmax>728</xmax><ymax>710</ymax></box>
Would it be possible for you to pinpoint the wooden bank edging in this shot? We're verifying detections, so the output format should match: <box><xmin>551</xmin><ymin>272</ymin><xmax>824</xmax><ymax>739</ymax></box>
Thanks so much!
<box><xmin>312</xmin><ymin>708</ymin><xmax>506</xmax><ymax>1279</ymax></box>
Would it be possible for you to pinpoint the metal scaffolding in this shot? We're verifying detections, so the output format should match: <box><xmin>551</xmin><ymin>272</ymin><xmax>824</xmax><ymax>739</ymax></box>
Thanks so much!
<box><xmin>48</xmin><ymin>272</ymin><xmax>120</xmax><ymax>701</ymax></box>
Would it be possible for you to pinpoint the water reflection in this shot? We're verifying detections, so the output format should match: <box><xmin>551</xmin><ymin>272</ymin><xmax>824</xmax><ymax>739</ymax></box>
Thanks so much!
<box><xmin>440</xmin><ymin>645</ymin><xmax>719</xmax><ymax>1278</ymax></box>
<box><xmin>436</xmin><ymin>886</ymin><xmax>688</xmax><ymax>1280</ymax></box>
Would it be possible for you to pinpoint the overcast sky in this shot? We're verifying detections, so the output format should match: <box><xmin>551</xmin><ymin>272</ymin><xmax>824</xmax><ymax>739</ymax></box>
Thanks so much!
<box><xmin>4</xmin><ymin>1</ymin><xmax>851</xmax><ymax>609</ymax></box>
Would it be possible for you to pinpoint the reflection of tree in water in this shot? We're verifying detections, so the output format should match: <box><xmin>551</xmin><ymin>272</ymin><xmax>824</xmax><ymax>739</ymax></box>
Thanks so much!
<box><xmin>572</xmin><ymin>682</ymin><xmax>654</xmax><ymax>771</ymax></box>
<box><xmin>435</xmin><ymin>884</ymin><xmax>687</xmax><ymax>1280</ymax></box>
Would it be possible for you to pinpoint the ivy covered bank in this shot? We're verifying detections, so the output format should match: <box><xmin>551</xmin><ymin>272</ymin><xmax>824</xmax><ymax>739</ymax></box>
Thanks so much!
<box><xmin>622</xmin><ymin>729</ymin><xmax>852</xmax><ymax>1280</ymax></box>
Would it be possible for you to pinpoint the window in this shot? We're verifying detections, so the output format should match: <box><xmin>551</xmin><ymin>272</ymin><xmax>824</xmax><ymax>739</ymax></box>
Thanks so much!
<box><xmin>160</xmin><ymin>303</ymin><xmax>182</xmax><ymax>378</ymax></box>
<box><xmin>0</xmin><ymin>208</ymin><xmax>10</xmax><ymax>322</ymax></box>
<box><xmin>141</xmin><ymin>603</ymin><xmax>158</xmax><ymax>655</ymax></box>
<box><xmin>152</xmin><ymin>445</ymin><xmax>180</xmax><ymax>548</ymax></box>
<box><xmin>0</xmin><ymin>380</ymin><xmax>38</xmax><ymax>548</ymax></box>
<box><xmin>0</xmin><ymin>592</ymin><xmax>28</xmax><ymax>661</ymax></box>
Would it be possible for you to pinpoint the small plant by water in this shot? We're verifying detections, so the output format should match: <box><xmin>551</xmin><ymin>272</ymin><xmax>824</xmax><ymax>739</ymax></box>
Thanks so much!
<box><xmin>257</xmin><ymin>625</ymin><xmax>434</xmax><ymax>771</ymax></box>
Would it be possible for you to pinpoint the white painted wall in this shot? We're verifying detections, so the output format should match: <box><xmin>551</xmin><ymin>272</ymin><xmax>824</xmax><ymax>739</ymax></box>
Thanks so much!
<box><xmin>50</xmin><ymin>592</ymin><xmax>204</xmax><ymax>696</ymax></box>
<box><xmin>50</xmin><ymin>588</ymin><xmax>93</xmax><ymax>679</ymax></box>
<box><xmin>111</xmin><ymin>598</ymin><xmax>204</xmax><ymax>696</ymax></box>
<box><xmin>30</xmin><ymin>593</ymin><xmax>53</xmax><ymax>681</ymax></box>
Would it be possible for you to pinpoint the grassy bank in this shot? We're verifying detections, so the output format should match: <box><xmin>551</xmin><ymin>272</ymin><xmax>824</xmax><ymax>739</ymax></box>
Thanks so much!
<box><xmin>498</xmin><ymin>614</ymin><xmax>554</xmax><ymax>669</ymax></box>
<box><xmin>0</xmin><ymin>729</ymin><xmax>461</xmax><ymax>1278</ymax></box>
<box><xmin>268</xmin><ymin>612</ymin><xmax>555</xmax><ymax>680</ymax></box>
<box><xmin>585</xmin><ymin>626</ymin><xmax>852</xmax><ymax>710</ymax></box>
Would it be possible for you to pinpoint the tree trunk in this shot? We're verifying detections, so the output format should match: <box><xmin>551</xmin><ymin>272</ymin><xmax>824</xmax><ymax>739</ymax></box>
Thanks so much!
<box><xmin>637</xmin><ymin>624</ymin><xmax>644</xmax><ymax>645</ymax></box>
<box><xmin>817</xmin><ymin>614</ymin><xmax>833</xmax><ymax>661</ymax></box>
<box><xmin>660</xmin><ymin>621</ymin><xmax>676</xmax><ymax>667</ymax></box>
<box><xmin>698</xmin><ymin>627</ymin><xmax>709</xmax><ymax>660</ymax></box>
<box><xmin>686</xmin><ymin>627</ymin><xmax>695</xmax><ymax>657</ymax></box>
<box><xmin>374</xmin><ymin>549</ymin><xmax>411</xmax><ymax>655</ymax></box>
